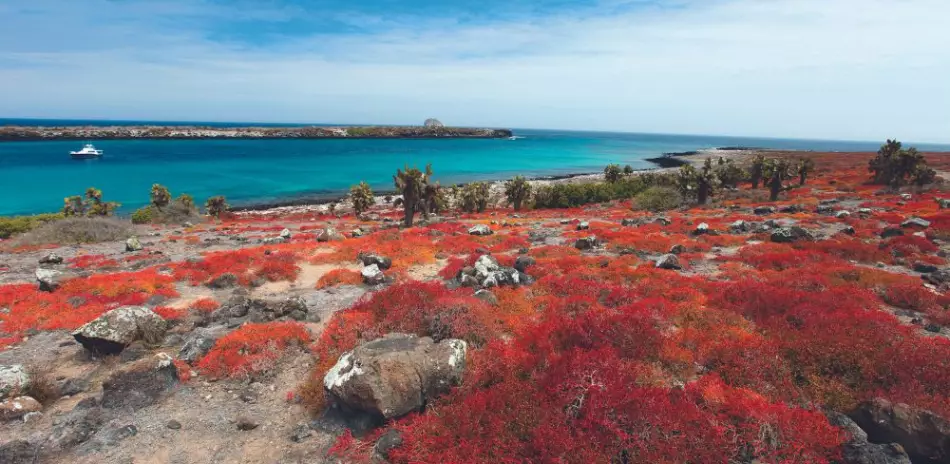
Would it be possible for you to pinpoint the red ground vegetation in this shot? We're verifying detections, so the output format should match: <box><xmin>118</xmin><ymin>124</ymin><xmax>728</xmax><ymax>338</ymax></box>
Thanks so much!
<box><xmin>196</xmin><ymin>321</ymin><xmax>310</xmax><ymax>378</ymax></box>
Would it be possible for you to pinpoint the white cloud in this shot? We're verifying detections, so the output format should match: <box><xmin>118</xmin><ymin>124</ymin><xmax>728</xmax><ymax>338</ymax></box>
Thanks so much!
<box><xmin>1</xmin><ymin>0</ymin><xmax>948</xmax><ymax>142</ymax></box>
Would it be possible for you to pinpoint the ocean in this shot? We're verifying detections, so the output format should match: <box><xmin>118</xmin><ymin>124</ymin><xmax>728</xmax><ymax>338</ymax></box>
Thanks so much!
<box><xmin>2</xmin><ymin>119</ymin><xmax>949</xmax><ymax>217</ymax></box>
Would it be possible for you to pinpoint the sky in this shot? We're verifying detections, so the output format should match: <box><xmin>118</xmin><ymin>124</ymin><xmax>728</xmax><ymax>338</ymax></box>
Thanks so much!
<box><xmin>0</xmin><ymin>0</ymin><xmax>948</xmax><ymax>142</ymax></box>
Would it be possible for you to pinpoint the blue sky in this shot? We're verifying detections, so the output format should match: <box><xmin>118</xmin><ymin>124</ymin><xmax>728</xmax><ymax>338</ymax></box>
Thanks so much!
<box><xmin>1</xmin><ymin>0</ymin><xmax>948</xmax><ymax>142</ymax></box>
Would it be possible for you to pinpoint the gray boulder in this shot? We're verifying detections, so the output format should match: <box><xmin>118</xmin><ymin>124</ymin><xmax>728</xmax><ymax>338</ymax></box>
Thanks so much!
<box><xmin>39</xmin><ymin>252</ymin><xmax>63</xmax><ymax>265</ymax></box>
<box><xmin>318</xmin><ymin>227</ymin><xmax>344</xmax><ymax>242</ymax></box>
<box><xmin>35</xmin><ymin>268</ymin><xmax>64</xmax><ymax>292</ymax></box>
<box><xmin>730</xmin><ymin>220</ymin><xmax>748</xmax><ymax>233</ymax></box>
<box><xmin>468</xmin><ymin>224</ymin><xmax>493</xmax><ymax>236</ymax></box>
<box><xmin>574</xmin><ymin>236</ymin><xmax>599</xmax><ymax>250</ymax></box>
<box><xmin>693</xmin><ymin>223</ymin><xmax>710</xmax><ymax>235</ymax></box>
<box><xmin>770</xmin><ymin>226</ymin><xmax>814</xmax><ymax>243</ymax></box>
<box><xmin>514</xmin><ymin>256</ymin><xmax>536</xmax><ymax>273</ymax></box>
<box><xmin>753</xmin><ymin>206</ymin><xmax>775</xmax><ymax>215</ymax></box>
<box><xmin>72</xmin><ymin>306</ymin><xmax>167</xmax><ymax>355</ymax></box>
<box><xmin>0</xmin><ymin>440</ymin><xmax>37</xmax><ymax>464</ymax></box>
<box><xmin>0</xmin><ymin>365</ymin><xmax>29</xmax><ymax>400</ymax></box>
<box><xmin>828</xmin><ymin>412</ymin><xmax>911</xmax><ymax>464</ymax></box>
<box><xmin>836</xmin><ymin>210</ymin><xmax>852</xmax><ymax>219</ymax></box>
<box><xmin>125</xmin><ymin>236</ymin><xmax>142</xmax><ymax>252</ymax></box>
<box><xmin>279</xmin><ymin>228</ymin><xmax>292</xmax><ymax>240</ymax></box>
<box><xmin>357</xmin><ymin>251</ymin><xmax>392</xmax><ymax>270</ymax></box>
<box><xmin>881</xmin><ymin>228</ymin><xmax>905</xmax><ymax>239</ymax></box>
<box><xmin>576</xmin><ymin>221</ymin><xmax>589</xmax><ymax>231</ymax></box>
<box><xmin>324</xmin><ymin>333</ymin><xmax>467</xmax><ymax>420</ymax></box>
<box><xmin>362</xmin><ymin>264</ymin><xmax>386</xmax><ymax>285</ymax></box>
<box><xmin>247</xmin><ymin>296</ymin><xmax>310</xmax><ymax>322</ymax></box>
<box><xmin>901</xmin><ymin>217</ymin><xmax>931</xmax><ymax>229</ymax></box>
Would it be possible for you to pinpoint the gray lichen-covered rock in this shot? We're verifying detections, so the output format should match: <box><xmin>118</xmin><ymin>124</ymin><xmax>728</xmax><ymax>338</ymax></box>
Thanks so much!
<box><xmin>576</xmin><ymin>221</ymin><xmax>589</xmax><ymax>231</ymax></box>
<box><xmin>514</xmin><ymin>256</ymin><xmax>536</xmax><ymax>273</ymax></box>
<box><xmin>324</xmin><ymin>333</ymin><xmax>467</xmax><ymax>420</ymax></box>
<box><xmin>72</xmin><ymin>306</ymin><xmax>167</xmax><ymax>355</ymax></box>
<box><xmin>730</xmin><ymin>220</ymin><xmax>748</xmax><ymax>233</ymax></box>
<box><xmin>35</xmin><ymin>268</ymin><xmax>64</xmax><ymax>292</ymax></box>
<box><xmin>361</xmin><ymin>264</ymin><xmax>386</xmax><ymax>285</ymax></box>
<box><xmin>125</xmin><ymin>236</ymin><xmax>143</xmax><ymax>252</ymax></box>
<box><xmin>693</xmin><ymin>223</ymin><xmax>710</xmax><ymax>235</ymax></box>
<box><xmin>318</xmin><ymin>227</ymin><xmax>345</xmax><ymax>242</ymax></box>
<box><xmin>246</xmin><ymin>296</ymin><xmax>310</xmax><ymax>322</ymax></box>
<box><xmin>468</xmin><ymin>224</ymin><xmax>493</xmax><ymax>236</ymax></box>
<box><xmin>279</xmin><ymin>228</ymin><xmax>292</xmax><ymax>240</ymax></box>
<box><xmin>0</xmin><ymin>365</ymin><xmax>29</xmax><ymax>400</ymax></box>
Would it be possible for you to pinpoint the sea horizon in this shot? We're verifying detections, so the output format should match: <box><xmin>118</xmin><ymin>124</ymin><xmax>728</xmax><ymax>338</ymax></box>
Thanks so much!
<box><xmin>2</xmin><ymin>118</ymin><xmax>950</xmax><ymax>217</ymax></box>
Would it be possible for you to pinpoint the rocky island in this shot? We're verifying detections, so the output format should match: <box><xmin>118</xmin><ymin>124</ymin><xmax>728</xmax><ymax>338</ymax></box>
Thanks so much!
<box><xmin>0</xmin><ymin>123</ymin><xmax>512</xmax><ymax>141</ymax></box>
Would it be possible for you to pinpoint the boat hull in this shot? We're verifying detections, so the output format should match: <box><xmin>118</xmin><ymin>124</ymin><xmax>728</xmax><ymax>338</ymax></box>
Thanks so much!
<box><xmin>70</xmin><ymin>153</ymin><xmax>102</xmax><ymax>159</ymax></box>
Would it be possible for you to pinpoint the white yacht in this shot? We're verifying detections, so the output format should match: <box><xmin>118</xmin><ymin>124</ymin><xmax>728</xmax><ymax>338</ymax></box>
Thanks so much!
<box><xmin>70</xmin><ymin>144</ymin><xmax>104</xmax><ymax>159</ymax></box>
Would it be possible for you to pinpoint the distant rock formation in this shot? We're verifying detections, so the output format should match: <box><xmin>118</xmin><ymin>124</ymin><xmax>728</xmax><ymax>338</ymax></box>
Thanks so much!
<box><xmin>424</xmin><ymin>118</ymin><xmax>445</xmax><ymax>128</ymax></box>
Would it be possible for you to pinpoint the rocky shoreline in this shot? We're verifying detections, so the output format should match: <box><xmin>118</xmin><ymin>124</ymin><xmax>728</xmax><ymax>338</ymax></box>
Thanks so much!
<box><xmin>234</xmin><ymin>148</ymin><xmax>764</xmax><ymax>217</ymax></box>
<box><xmin>0</xmin><ymin>125</ymin><xmax>513</xmax><ymax>141</ymax></box>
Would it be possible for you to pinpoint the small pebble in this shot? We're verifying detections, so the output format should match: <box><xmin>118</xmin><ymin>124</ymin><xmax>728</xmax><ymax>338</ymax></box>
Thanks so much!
<box><xmin>167</xmin><ymin>420</ymin><xmax>182</xmax><ymax>430</ymax></box>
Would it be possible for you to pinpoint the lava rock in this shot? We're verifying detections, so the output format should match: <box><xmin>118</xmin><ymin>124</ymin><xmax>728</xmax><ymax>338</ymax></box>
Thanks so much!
<box><xmin>72</xmin><ymin>306</ymin><xmax>167</xmax><ymax>355</ymax></box>
<box><xmin>913</xmin><ymin>262</ymin><xmax>939</xmax><ymax>274</ymax></box>
<box><xmin>39</xmin><ymin>252</ymin><xmax>64</xmax><ymax>265</ymax></box>
<box><xmin>357</xmin><ymin>251</ymin><xmax>393</xmax><ymax>270</ymax></box>
<box><xmin>318</xmin><ymin>227</ymin><xmax>345</xmax><ymax>242</ymax></box>
<box><xmin>291</xmin><ymin>423</ymin><xmax>312</xmax><ymax>442</ymax></box>
<box><xmin>576</xmin><ymin>221</ymin><xmax>589</xmax><ymax>231</ymax></box>
<box><xmin>669</xmin><ymin>244</ymin><xmax>686</xmax><ymax>255</ymax></box>
<box><xmin>0</xmin><ymin>440</ymin><xmax>37</xmax><ymax>464</ymax></box>
<box><xmin>655</xmin><ymin>254</ymin><xmax>682</xmax><ymax>270</ymax></box>
<box><xmin>236</xmin><ymin>416</ymin><xmax>259</xmax><ymax>431</ymax></box>
<box><xmin>693</xmin><ymin>223</ymin><xmax>710</xmax><ymax>235</ymax></box>
<box><xmin>730</xmin><ymin>220</ymin><xmax>748</xmax><ymax>233</ymax></box>
<box><xmin>827</xmin><ymin>412</ymin><xmax>912</xmax><ymax>464</ymax></box>
<box><xmin>881</xmin><ymin>228</ymin><xmax>904</xmax><ymax>239</ymax></box>
<box><xmin>574</xmin><ymin>236</ymin><xmax>599</xmax><ymax>250</ymax></box>
<box><xmin>473</xmin><ymin>289</ymin><xmax>499</xmax><ymax>306</ymax></box>
<box><xmin>514</xmin><ymin>256</ymin><xmax>536</xmax><ymax>273</ymax></box>
<box><xmin>166</xmin><ymin>420</ymin><xmax>182</xmax><ymax>430</ymax></box>
<box><xmin>207</xmin><ymin>272</ymin><xmax>239</xmax><ymax>289</ymax></box>
<box><xmin>849</xmin><ymin>397</ymin><xmax>950</xmax><ymax>463</ymax></box>
<box><xmin>324</xmin><ymin>333</ymin><xmax>467</xmax><ymax>421</ymax></box>
<box><xmin>753</xmin><ymin>206</ymin><xmax>775</xmax><ymax>215</ymax></box>
<box><xmin>280</xmin><ymin>228</ymin><xmax>292</xmax><ymax>240</ymax></box>
<box><xmin>178</xmin><ymin>327</ymin><xmax>228</xmax><ymax>363</ymax></box>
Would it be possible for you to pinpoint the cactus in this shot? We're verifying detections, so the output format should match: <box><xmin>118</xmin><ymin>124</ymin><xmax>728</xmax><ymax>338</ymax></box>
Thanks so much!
<box><xmin>749</xmin><ymin>155</ymin><xmax>766</xmax><ymax>188</ymax></box>
<box><xmin>767</xmin><ymin>160</ymin><xmax>793</xmax><ymax>201</ymax></box>
<box><xmin>460</xmin><ymin>182</ymin><xmax>490</xmax><ymax>213</ymax></box>
<box><xmin>797</xmin><ymin>159</ymin><xmax>815</xmax><ymax>186</ymax></box>
<box><xmin>869</xmin><ymin>139</ymin><xmax>935</xmax><ymax>187</ymax></box>
<box><xmin>150</xmin><ymin>184</ymin><xmax>171</xmax><ymax>210</ymax></box>
<box><xmin>349</xmin><ymin>181</ymin><xmax>374</xmax><ymax>216</ymax></box>
<box><xmin>394</xmin><ymin>163</ymin><xmax>432</xmax><ymax>227</ymax></box>
<box><xmin>604</xmin><ymin>164</ymin><xmax>623</xmax><ymax>183</ymax></box>
<box><xmin>504</xmin><ymin>176</ymin><xmax>532</xmax><ymax>211</ymax></box>
<box><xmin>205</xmin><ymin>195</ymin><xmax>229</xmax><ymax>219</ymax></box>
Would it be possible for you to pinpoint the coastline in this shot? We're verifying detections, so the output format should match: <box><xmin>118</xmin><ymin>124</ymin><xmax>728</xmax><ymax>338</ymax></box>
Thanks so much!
<box><xmin>233</xmin><ymin>147</ymin><xmax>768</xmax><ymax>217</ymax></box>
<box><xmin>0</xmin><ymin>125</ymin><xmax>512</xmax><ymax>141</ymax></box>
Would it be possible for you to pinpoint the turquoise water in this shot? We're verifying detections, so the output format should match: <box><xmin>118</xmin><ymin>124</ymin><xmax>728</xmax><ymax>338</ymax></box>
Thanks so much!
<box><xmin>2</xmin><ymin>120</ymin><xmax>949</xmax><ymax>216</ymax></box>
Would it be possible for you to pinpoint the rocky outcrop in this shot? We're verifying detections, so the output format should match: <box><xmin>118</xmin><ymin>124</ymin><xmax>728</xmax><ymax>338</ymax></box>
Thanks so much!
<box><xmin>849</xmin><ymin>398</ymin><xmax>950</xmax><ymax>463</ymax></box>
<box><xmin>72</xmin><ymin>306</ymin><xmax>167</xmax><ymax>355</ymax></box>
<box><xmin>178</xmin><ymin>327</ymin><xmax>229</xmax><ymax>363</ymax></box>
<box><xmin>0</xmin><ymin>125</ymin><xmax>513</xmax><ymax>141</ymax></box>
<box><xmin>358</xmin><ymin>252</ymin><xmax>392</xmax><ymax>270</ymax></box>
<box><xmin>828</xmin><ymin>412</ymin><xmax>912</xmax><ymax>464</ymax></box>
<box><xmin>655</xmin><ymin>254</ymin><xmax>682</xmax><ymax>270</ymax></box>
<box><xmin>324</xmin><ymin>333</ymin><xmax>467</xmax><ymax>420</ymax></box>
<box><xmin>101</xmin><ymin>353</ymin><xmax>179</xmax><ymax>410</ymax></box>
<box><xmin>457</xmin><ymin>255</ymin><xmax>531</xmax><ymax>289</ymax></box>
<box><xmin>362</xmin><ymin>264</ymin><xmax>386</xmax><ymax>285</ymax></box>
<box><xmin>423</xmin><ymin>119</ymin><xmax>444</xmax><ymax>128</ymax></box>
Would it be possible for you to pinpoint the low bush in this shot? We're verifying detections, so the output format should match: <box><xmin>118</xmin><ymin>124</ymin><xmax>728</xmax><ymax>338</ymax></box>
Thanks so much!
<box><xmin>13</xmin><ymin>217</ymin><xmax>132</xmax><ymax>246</ymax></box>
<box><xmin>0</xmin><ymin>213</ymin><xmax>63</xmax><ymax>239</ymax></box>
<box><xmin>634</xmin><ymin>186</ymin><xmax>683</xmax><ymax>212</ymax></box>
<box><xmin>131</xmin><ymin>198</ymin><xmax>200</xmax><ymax>225</ymax></box>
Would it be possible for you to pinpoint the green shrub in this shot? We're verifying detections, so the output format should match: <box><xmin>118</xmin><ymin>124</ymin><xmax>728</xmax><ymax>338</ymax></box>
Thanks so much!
<box><xmin>532</xmin><ymin>177</ymin><xmax>652</xmax><ymax>209</ymax></box>
<box><xmin>205</xmin><ymin>196</ymin><xmax>229</xmax><ymax>218</ymax></box>
<box><xmin>150</xmin><ymin>184</ymin><xmax>171</xmax><ymax>210</ymax></box>
<box><xmin>131</xmin><ymin>206</ymin><xmax>155</xmax><ymax>224</ymax></box>
<box><xmin>504</xmin><ymin>176</ymin><xmax>532</xmax><ymax>211</ymax></box>
<box><xmin>604</xmin><ymin>164</ymin><xmax>623</xmax><ymax>183</ymax></box>
<box><xmin>634</xmin><ymin>186</ymin><xmax>684</xmax><ymax>212</ymax></box>
<box><xmin>869</xmin><ymin>139</ymin><xmax>935</xmax><ymax>187</ymax></box>
<box><xmin>460</xmin><ymin>182</ymin><xmax>490</xmax><ymax>213</ymax></box>
<box><xmin>0</xmin><ymin>213</ymin><xmax>64</xmax><ymax>239</ymax></box>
